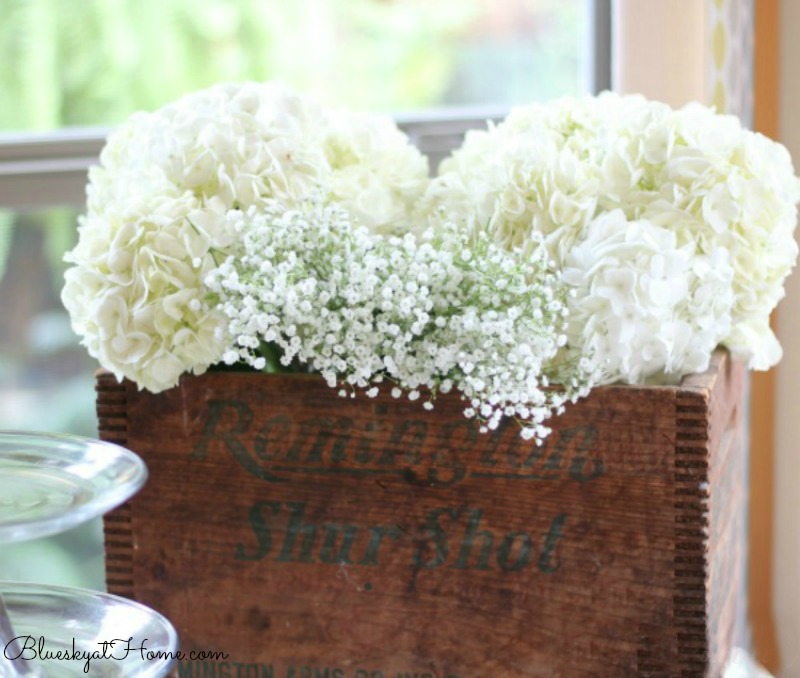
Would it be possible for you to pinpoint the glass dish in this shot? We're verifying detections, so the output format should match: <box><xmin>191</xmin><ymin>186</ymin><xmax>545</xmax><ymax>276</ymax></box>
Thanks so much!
<box><xmin>0</xmin><ymin>432</ymin><xmax>147</xmax><ymax>544</ymax></box>
<box><xmin>0</xmin><ymin>582</ymin><xmax>178</xmax><ymax>677</ymax></box>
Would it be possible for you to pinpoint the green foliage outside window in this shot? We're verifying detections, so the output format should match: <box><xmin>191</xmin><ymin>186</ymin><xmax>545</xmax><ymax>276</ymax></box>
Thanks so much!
<box><xmin>0</xmin><ymin>0</ymin><xmax>579</xmax><ymax>131</ymax></box>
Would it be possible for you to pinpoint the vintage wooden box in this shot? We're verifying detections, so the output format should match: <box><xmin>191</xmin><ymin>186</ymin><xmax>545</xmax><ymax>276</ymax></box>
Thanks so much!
<box><xmin>97</xmin><ymin>351</ymin><xmax>746</xmax><ymax>678</ymax></box>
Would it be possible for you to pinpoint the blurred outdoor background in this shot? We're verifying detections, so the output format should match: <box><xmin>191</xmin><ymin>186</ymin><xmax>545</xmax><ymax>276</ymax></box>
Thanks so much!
<box><xmin>0</xmin><ymin>0</ymin><xmax>591</xmax><ymax>590</ymax></box>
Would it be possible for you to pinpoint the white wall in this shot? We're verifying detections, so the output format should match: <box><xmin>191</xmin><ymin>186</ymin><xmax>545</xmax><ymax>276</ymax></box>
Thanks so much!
<box><xmin>611</xmin><ymin>0</ymin><xmax>707</xmax><ymax>106</ymax></box>
<box><xmin>775</xmin><ymin>1</ymin><xmax>800</xmax><ymax>674</ymax></box>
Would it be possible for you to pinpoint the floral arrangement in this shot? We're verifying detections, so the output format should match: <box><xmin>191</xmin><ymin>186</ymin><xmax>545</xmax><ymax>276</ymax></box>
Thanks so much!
<box><xmin>62</xmin><ymin>83</ymin><xmax>800</xmax><ymax>443</ymax></box>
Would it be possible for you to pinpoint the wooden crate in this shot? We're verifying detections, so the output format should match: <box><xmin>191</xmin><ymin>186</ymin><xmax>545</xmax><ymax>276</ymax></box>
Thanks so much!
<box><xmin>97</xmin><ymin>351</ymin><xmax>746</xmax><ymax>678</ymax></box>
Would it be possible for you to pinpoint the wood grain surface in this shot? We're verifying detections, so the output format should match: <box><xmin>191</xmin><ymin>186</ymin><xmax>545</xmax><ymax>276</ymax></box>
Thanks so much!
<box><xmin>97</xmin><ymin>351</ymin><xmax>746</xmax><ymax>678</ymax></box>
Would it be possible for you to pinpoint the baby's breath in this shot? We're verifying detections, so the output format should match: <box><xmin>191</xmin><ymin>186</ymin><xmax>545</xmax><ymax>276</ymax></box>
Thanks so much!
<box><xmin>205</xmin><ymin>199</ymin><xmax>594</xmax><ymax>444</ymax></box>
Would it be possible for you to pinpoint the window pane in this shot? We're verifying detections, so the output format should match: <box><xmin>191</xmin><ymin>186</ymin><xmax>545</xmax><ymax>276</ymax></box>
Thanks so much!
<box><xmin>0</xmin><ymin>207</ymin><xmax>104</xmax><ymax>590</ymax></box>
<box><xmin>0</xmin><ymin>0</ymin><xmax>589</xmax><ymax>132</ymax></box>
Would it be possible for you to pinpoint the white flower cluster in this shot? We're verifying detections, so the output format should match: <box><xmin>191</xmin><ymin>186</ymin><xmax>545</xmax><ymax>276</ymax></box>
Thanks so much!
<box><xmin>62</xmin><ymin>85</ymin><xmax>799</xmax><ymax>409</ymax></box>
<box><xmin>205</xmin><ymin>202</ymin><xmax>593</xmax><ymax>443</ymax></box>
<box><xmin>62</xmin><ymin>82</ymin><xmax>428</xmax><ymax>392</ymax></box>
<box><xmin>426</xmin><ymin>92</ymin><xmax>800</xmax><ymax>383</ymax></box>
<box><xmin>561</xmin><ymin>210</ymin><xmax>734</xmax><ymax>383</ymax></box>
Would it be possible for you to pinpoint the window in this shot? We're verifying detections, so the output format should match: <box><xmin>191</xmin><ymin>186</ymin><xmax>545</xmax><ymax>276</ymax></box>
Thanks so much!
<box><xmin>1</xmin><ymin>0</ymin><xmax>602</xmax><ymax>132</ymax></box>
<box><xmin>0</xmin><ymin>0</ymin><xmax>611</xmax><ymax>590</ymax></box>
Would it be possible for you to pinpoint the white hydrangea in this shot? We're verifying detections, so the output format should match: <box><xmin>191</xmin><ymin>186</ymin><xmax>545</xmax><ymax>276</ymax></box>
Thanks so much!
<box><xmin>323</xmin><ymin>109</ymin><xmax>429</xmax><ymax>235</ymax></box>
<box><xmin>62</xmin><ymin>82</ymin><xmax>429</xmax><ymax>392</ymax></box>
<box><xmin>426</xmin><ymin>92</ymin><xmax>800</xmax><ymax>382</ymax></box>
<box><xmin>562</xmin><ymin>210</ymin><xmax>734</xmax><ymax>384</ymax></box>
<box><xmin>205</xmin><ymin>201</ymin><xmax>594</xmax><ymax>443</ymax></box>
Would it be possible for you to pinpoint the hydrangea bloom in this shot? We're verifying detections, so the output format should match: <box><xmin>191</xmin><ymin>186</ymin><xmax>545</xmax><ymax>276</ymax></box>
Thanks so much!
<box><xmin>562</xmin><ymin>210</ymin><xmax>734</xmax><ymax>383</ymax></box>
<box><xmin>205</xmin><ymin>201</ymin><xmax>594</xmax><ymax>443</ymax></box>
<box><xmin>426</xmin><ymin>92</ymin><xmax>800</xmax><ymax>382</ymax></box>
<box><xmin>62</xmin><ymin>82</ymin><xmax>429</xmax><ymax>392</ymax></box>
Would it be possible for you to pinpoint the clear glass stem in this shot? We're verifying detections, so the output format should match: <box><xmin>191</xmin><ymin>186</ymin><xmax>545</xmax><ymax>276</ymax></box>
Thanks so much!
<box><xmin>0</xmin><ymin>594</ymin><xmax>35</xmax><ymax>678</ymax></box>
